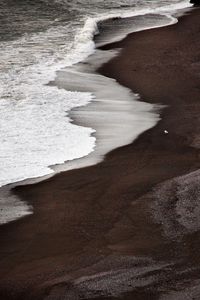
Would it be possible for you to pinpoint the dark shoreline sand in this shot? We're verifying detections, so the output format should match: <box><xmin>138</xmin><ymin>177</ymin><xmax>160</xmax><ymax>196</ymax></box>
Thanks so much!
<box><xmin>1</xmin><ymin>8</ymin><xmax>200</xmax><ymax>300</ymax></box>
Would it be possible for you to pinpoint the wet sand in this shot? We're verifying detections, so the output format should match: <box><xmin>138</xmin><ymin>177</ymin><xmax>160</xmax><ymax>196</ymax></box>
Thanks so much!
<box><xmin>1</xmin><ymin>7</ymin><xmax>200</xmax><ymax>300</ymax></box>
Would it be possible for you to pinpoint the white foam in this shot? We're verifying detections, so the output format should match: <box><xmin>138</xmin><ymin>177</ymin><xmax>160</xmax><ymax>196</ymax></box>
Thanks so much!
<box><xmin>0</xmin><ymin>88</ymin><xmax>95</xmax><ymax>187</ymax></box>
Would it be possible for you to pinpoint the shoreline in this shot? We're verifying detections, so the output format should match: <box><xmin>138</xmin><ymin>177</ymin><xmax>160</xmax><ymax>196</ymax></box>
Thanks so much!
<box><xmin>1</xmin><ymin>7</ymin><xmax>200</xmax><ymax>299</ymax></box>
<box><xmin>0</xmin><ymin>11</ymin><xmax>176</xmax><ymax>225</ymax></box>
<box><xmin>0</xmin><ymin>8</ymin><xmax>187</xmax><ymax>226</ymax></box>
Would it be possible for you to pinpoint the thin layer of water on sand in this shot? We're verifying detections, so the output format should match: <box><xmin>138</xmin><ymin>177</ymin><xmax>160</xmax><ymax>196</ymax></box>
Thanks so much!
<box><xmin>52</xmin><ymin>48</ymin><xmax>161</xmax><ymax>174</ymax></box>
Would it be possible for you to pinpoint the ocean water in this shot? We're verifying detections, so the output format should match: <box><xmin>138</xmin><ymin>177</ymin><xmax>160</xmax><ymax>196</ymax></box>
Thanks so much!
<box><xmin>0</xmin><ymin>0</ymin><xmax>192</xmax><ymax>223</ymax></box>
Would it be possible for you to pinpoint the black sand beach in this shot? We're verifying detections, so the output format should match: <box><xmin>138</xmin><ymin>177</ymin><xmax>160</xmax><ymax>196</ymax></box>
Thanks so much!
<box><xmin>1</xmin><ymin>7</ymin><xmax>200</xmax><ymax>300</ymax></box>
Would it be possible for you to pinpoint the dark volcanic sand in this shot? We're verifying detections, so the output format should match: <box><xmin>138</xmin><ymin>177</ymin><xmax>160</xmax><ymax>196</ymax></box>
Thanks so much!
<box><xmin>1</xmin><ymin>8</ymin><xmax>200</xmax><ymax>300</ymax></box>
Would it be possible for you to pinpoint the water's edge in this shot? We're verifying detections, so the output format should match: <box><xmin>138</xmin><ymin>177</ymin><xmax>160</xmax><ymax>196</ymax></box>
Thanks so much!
<box><xmin>0</xmin><ymin>6</ymin><xmax>193</xmax><ymax>225</ymax></box>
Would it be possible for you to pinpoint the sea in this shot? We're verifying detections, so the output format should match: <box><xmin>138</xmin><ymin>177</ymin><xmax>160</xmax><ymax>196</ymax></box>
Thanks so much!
<box><xmin>0</xmin><ymin>0</ymin><xmax>192</xmax><ymax>223</ymax></box>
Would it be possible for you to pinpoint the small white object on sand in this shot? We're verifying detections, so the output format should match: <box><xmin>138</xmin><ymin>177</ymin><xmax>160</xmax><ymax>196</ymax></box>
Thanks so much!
<box><xmin>164</xmin><ymin>130</ymin><xmax>168</xmax><ymax>134</ymax></box>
